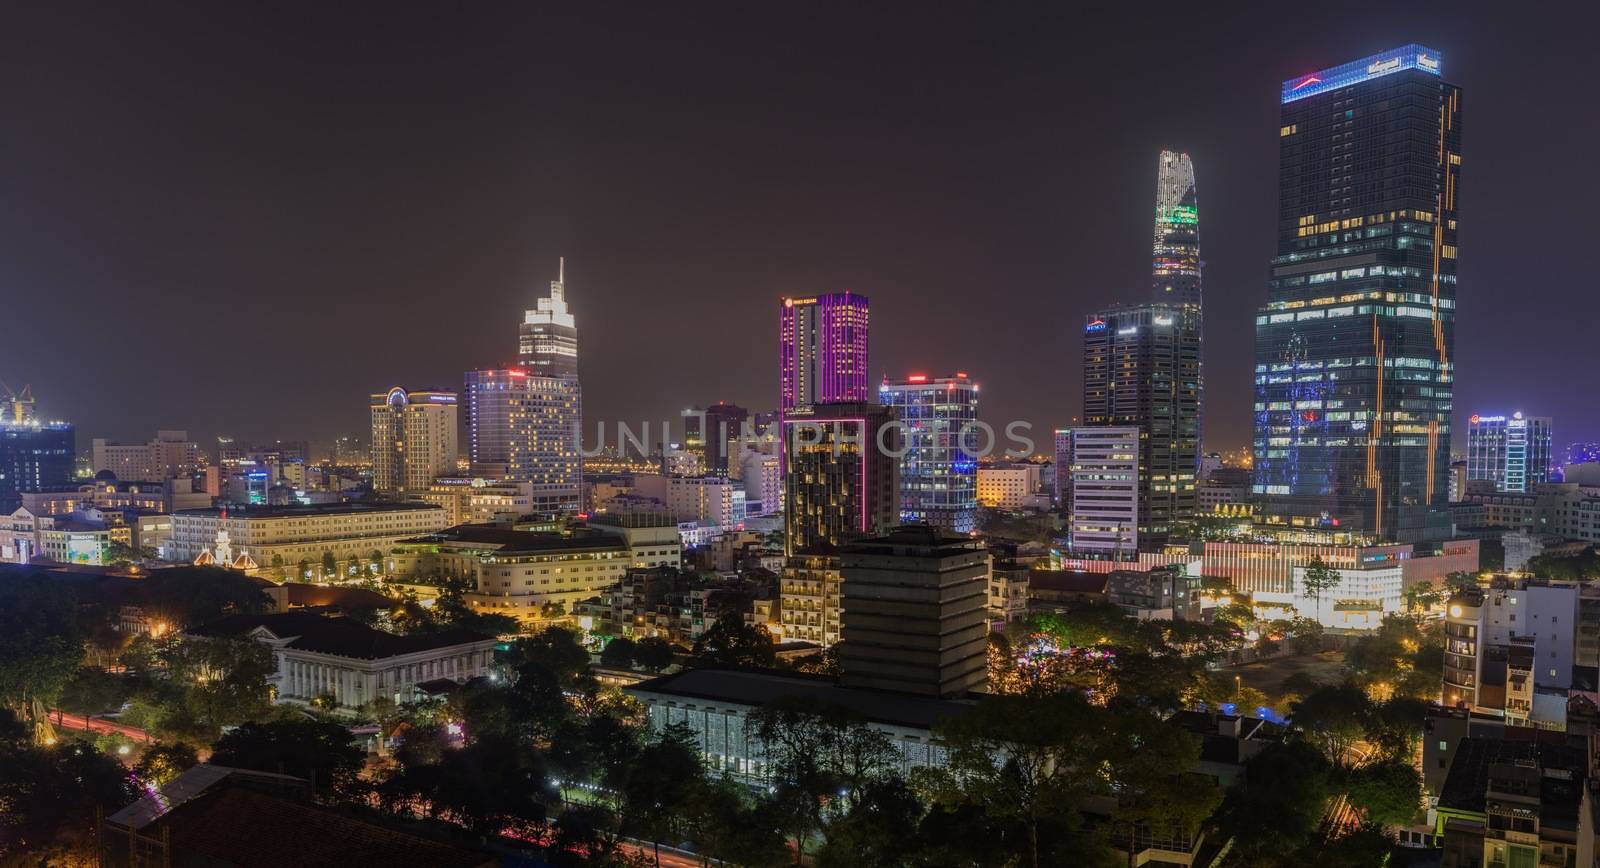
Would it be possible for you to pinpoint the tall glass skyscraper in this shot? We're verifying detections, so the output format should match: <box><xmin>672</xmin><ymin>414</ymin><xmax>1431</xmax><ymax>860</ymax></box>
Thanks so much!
<box><xmin>779</xmin><ymin>292</ymin><xmax>870</xmax><ymax>413</ymax></box>
<box><xmin>1252</xmin><ymin>45</ymin><xmax>1460</xmax><ymax>542</ymax></box>
<box><xmin>879</xmin><ymin>373</ymin><xmax>979</xmax><ymax>533</ymax></box>
<box><xmin>1152</xmin><ymin>150</ymin><xmax>1201</xmax><ymax>309</ymax></box>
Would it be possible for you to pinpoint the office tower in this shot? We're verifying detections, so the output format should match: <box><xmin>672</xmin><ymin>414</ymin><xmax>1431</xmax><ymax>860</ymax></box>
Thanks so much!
<box><xmin>838</xmin><ymin>525</ymin><xmax>989</xmax><ymax>698</ymax></box>
<box><xmin>465</xmin><ymin>369</ymin><xmax>521</xmax><ymax>476</ymax></box>
<box><xmin>1082</xmin><ymin>304</ymin><xmax>1200</xmax><ymax>546</ymax></box>
<box><xmin>685</xmin><ymin>402</ymin><xmax>748</xmax><ymax>476</ymax></box>
<box><xmin>740</xmin><ymin>451</ymin><xmax>781</xmax><ymax>516</ymax></box>
<box><xmin>779</xmin><ymin>292</ymin><xmax>870</xmax><ymax>413</ymax></box>
<box><xmin>1152</xmin><ymin>150</ymin><xmax>1202</xmax><ymax>309</ymax></box>
<box><xmin>1063</xmin><ymin>426</ymin><xmax>1141</xmax><ymax>556</ymax></box>
<box><xmin>370</xmin><ymin>387</ymin><xmax>458</xmax><ymax>498</ymax></box>
<box><xmin>781</xmin><ymin>402</ymin><xmax>898</xmax><ymax>556</ymax></box>
<box><xmin>507</xmin><ymin>374</ymin><xmax>583</xmax><ymax>513</ymax></box>
<box><xmin>519</xmin><ymin>258</ymin><xmax>578</xmax><ymax>376</ymax></box>
<box><xmin>878</xmin><ymin>373</ymin><xmax>979</xmax><ymax>534</ymax></box>
<box><xmin>91</xmin><ymin>430</ymin><xmax>202</xmax><ymax>481</ymax></box>
<box><xmin>1053</xmin><ymin>428</ymin><xmax>1072</xmax><ymax>511</ymax></box>
<box><xmin>0</xmin><ymin>386</ymin><xmax>74</xmax><ymax>512</ymax></box>
<box><xmin>1467</xmin><ymin>412</ymin><xmax>1552</xmax><ymax>494</ymax></box>
<box><xmin>1253</xmin><ymin>45</ymin><xmax>1459</xmax><ymax>541</ymax></box>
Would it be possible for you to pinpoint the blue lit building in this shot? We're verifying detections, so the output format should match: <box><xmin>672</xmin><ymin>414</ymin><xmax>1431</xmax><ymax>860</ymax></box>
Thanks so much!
<box><xmin>1</xmin><ymin>422</ymin><xmax>76</xmax><ymax>512</ymax></box>
<box><xmin>878</xmin><ymin>374</ymin><xmax>979</xmax><ymax>534</ymax></box>
<box><xmin>1252</xmin><ymin>45</ymin><xmax>1460</xmax><ymax>542</ymax></box>
<box><xmin>1467</xmin><ymin>412</ymin><xmax>1551</xmax><ymax>494</ymax></box>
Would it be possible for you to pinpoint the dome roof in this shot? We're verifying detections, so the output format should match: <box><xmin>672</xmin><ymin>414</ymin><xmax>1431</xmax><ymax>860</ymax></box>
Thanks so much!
<box><xmin>94</xmin><ymin>469</ymin><xmax>118</xmax><ymax>482</ymax></box>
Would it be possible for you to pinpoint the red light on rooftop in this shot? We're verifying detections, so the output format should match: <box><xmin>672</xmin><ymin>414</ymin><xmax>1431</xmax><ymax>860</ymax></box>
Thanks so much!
<box><xmin>907</xmin><ymin>374</ymin><xmax>927</xmax><ymax>383</ymax></box>
<box><xmin>956</xmin><ymin>372</ymin><xmax>967</xmax><ymax>378</ymax></box>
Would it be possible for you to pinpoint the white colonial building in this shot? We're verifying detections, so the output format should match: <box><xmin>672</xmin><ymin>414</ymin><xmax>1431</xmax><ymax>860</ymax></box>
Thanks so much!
<box><xmin>189</xmin><ymin>611</ymin><xmax>496</xmax><ymax>711</ymax></box>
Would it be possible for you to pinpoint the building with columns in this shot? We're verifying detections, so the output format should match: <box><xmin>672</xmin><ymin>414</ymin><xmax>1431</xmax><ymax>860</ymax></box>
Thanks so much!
<box><xmin>190</xmin><ymin>611</ymin><xmax>496</xmax><ymax>712</ymax></box>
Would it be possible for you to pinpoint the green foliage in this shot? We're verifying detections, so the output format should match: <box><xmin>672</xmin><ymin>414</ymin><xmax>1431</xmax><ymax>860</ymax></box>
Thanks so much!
<box><xmin>1346</xmin><ymin>758</ymin><xmax>1423</xmax><ymax>826</ymax></box>
<box><xmin>57</xmin><ymin>667</ymin><xmax>134</xmax><ymax>717</ymax></box>
<box><xmin>1290</xmin><ymin>682</ymin><xmax>1371</xmax><ymax>768</ymax></box>
<box><xmin>210</xmin><ymin>719</ymin><xmax>364</xmax><ymax>793</ymax></box>
<box><xmin>504</xmin><ymin>626</ymin><xmax>592</xmax><ymax>687</ymax></box>
<box><xmin>632</xmin><ymin>635</ymin><xmax>676</xmax><ymax>672</ymax></box>
<box><xmin>619</xmin><ymin>723</ymin><xmax>704</xmax><ymax>857</ymax></box>
<box><xmin>599</xmin><ymin>636</ymin><xmax>637</xmax><ymax>669</ymax></box>
<box><xmin>321</xmin><ymin>550</ymin><xmax>338</xmax><ymax>576</ymax></box>
<box><xmin>1216</xmin><ymin>739</ymin><xmax>1334</xmax><ymax>863</ymax></box>
<box><xmin>134</xmin><ymin>742</ymin><xmax>199</xmax><ymax>788</ymax></box>
<box><xmin>1523</xmin><ymin>547</ymin><xmax>1600</xmax><ymax>580</ymax></box>
<box><xmin>0</xmin><ymin>714</ymin><xmax>141</xmax><ymax>862</ymax></box>
<box><xmin>1344</xmin><ymin>614</ymin><xmax>1443</xmax><ymax>700</ymax></box>
<box><xmin>692</xmin><ymin>609</ymin><xmax>776</xmax><ymax>668</ymax></box>
<box><xmin>0</xmin><ymin>573</ymin><xmax>85</xmax><ymax>732</ymax></box>
<box><xmin>137</xmin><ymin>566</ymin><xmax>271</xmax><ymax>629</ymax></box>
<box><xmin>1300</xmin><ymin>556</ymin><xmax>1341</xmax><ymax>622</ymax></box>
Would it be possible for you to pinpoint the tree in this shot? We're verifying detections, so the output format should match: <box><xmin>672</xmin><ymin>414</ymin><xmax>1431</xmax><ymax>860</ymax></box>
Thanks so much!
<box><xmin>1443</xmin><ymin>570</ymin><xmax>1481</xmax><ymax>592</ymax></box>
<box><xmin>813</xmin><ymin>776</ymin><xmax>928</xmax><ymax>867</ymax></box>
<box><xmin>269</xmin><ymin>553</ymin><xmax>286</xmax><ymax>582</ymax></box>
<box><xmin>210</xmin><ymin>719</ymin><xmax>364</xmax><ymax>793</ymax></box>
<box><xmin>320</xmin><ymin>550</ymin><xmax>338</xmax><ymax>579</ymax></box>
<box><xmin>1096</xmin><ymin>709</ymin><xmax>1221</xmax><ymax>867</ymax></box>
<box><xmin>369</xmin><ymin>549</ymin><xmax>385</xmax><ymax>574</ymax></box>
<box><xmin>505</xmin><ymin>626</ymin><xmax>592</xmax><ymax>686</ymax></box>
<box><xmin>138</xmin><ymin>566</ymin><xmax>270</xmax><ymax>629</ymax></box>
<box><xmin>57</xmin><ymin>667</ymin><xmax>131</xmax><ymax>717</ymax></box>
<box><xmin>692</xmin><ymin>610</ymin><xmax>775</xmax><ymax>668</ymax></box>
<box><xmin>621</xmin><ymin>723</ymin><xmax>705</xmax><ymax>866</ymax></box>
<box><xmin>918</xmin><ymin>692</ymin><xmax>1102</xmax><ymax>868</ymax></box>
<box><xmin>1300</xmin><ymin>556</ymin><xmax>1341</xmax><ymax>625</ymax></box>
<box><xmin>1216</xmin><ymin>740</ymin><xmax>1333</xmax><ymax>864</ymax></box>
<box><xmin>633</xmin><ymin>636</ymin><xmax>676</xmax><ymax>673</ymax></box>
<box><xmin>297</xmin><ymin>558</ymin><xmax>311</xmax><ymax>582</ymax></box>
<box><xmin>134</xmin><ymin>742</ymin><xmax>199</xmax><ymax>788</ymax></box>
<box><xmin>0</xmin><ymin>573</ymin><xmax>85</xmax><ymax>738</ymax></box>
<box><xmin>1291</xmin><ymin>682</ymin><xmax>1371</xmax><ymax>769</ymax></box>
<box><xmin>600</xmin><ymin>636</ymin><xmax>638</xmax><ymax>669</ymax></box>
<box><xmin>1346</xmin><ymin>758</ymin><xmax>1422</xmax><ymax>827</ymax></box>
<box><xmin>160</xmin><ymin>636</ymin><xmax>277</xmax><ymax>736</ymax></box>
<box><xmin>345</xmin><ymin>553</ymin><xmax>361</xmax><ymax>578</ymax></box>
<box><xmin>0</xmin><ymin>715</ymin><xmax>140</xmax><ymax>862</ymax></box>
<box><xmin>1366</xmin><ymin>696</ymin><xmax>1430</xmax><ymax>762</ymax></box>
<box><xmin>428</xmin><ymin>737</ymin><xmax>556</xmax><ymax>832</ymax></box>
<box><xmin>681</xmin><ymin>774</ymin><xmax>789</xmax><ymax>867</ymax></box>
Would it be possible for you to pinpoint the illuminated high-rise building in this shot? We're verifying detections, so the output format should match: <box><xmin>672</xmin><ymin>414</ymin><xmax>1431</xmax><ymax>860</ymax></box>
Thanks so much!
<box><xmin>465</xmin><ymin>368</ymin><xmax>520</xmax><ymax>476</ymax></box>
<box><xmin>463</xmin><ymin>369</ymin><xmax>582</xmax><ymax>513</ymax></box>
<box><xmin>1467</xmin><ymin>412</ymin><xmax>1551</xmax><ymax>494</ymax></box>
<box><xmin>370</xmin><ymin>387</ymin><xmax>458</xmax><ymax>498</ymax></box>
<box><xmin>781</xmin><ymin>402</ymin><xmax>898</xmax><ymax>555</ymax></box>
<box><xmin>519</xmin><ymin>258</ymin><xmax>577</xmax><ymax>376</ymax></box>
<box><xmin>1082</xmin><ymin>304</ymin><xmax>1200</xmax><ymax>546</ymax></box>
<box><xmin>1152</xmin><ymin>151</ymin><xmax>1201</xmax><ymax>309</ymax></box>
<box><xmin>0</xmin><ymin>386</ymin><xmax>74</xmax><ymax>513</ymax></box>
<box><xmin>779</xmin><ymin>292</ymin><xmax>870</xmax><ymax>413</ymax></box>
<box><xmin>878</xmin><ymin>373</ymin><xmax>979</xmax><ymax>534</ymax></box>
<box><xmin>1253</xmin><ymin>45</ymin><xmax>1459</xmax><ymax>542</ymax></box>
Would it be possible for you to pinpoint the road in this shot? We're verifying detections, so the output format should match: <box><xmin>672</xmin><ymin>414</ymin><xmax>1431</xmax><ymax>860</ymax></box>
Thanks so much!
<box><xmin>49</xmin><ymin>709</ymin><xmax>152</xmax><ymax>743</ymax></box>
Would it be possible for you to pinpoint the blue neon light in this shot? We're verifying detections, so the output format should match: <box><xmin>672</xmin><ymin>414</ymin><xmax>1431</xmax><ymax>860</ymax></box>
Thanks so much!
<box><xmin>1281</xmin><ymin>44</ymin><xmax>1441</xmax><ymax>104</ymax></box>
<box><xmin>1085</xmin><ymin>319</ymin><xmax>1107</xmax><ymax>332</ymax></box>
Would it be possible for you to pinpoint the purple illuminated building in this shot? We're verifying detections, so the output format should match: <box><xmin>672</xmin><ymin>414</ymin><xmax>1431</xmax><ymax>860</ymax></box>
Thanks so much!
<box><xmin>779</xmin><ymin>292</ymin><xmax>870</xmax><ymax>414</ymax></box>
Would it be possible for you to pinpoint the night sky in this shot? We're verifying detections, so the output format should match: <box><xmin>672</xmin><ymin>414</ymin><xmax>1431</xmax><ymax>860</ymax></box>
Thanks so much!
<box><xmin>3</xmin><ymin>2</ymin><xmax>1596</xmax><ymax>458</ymax></box>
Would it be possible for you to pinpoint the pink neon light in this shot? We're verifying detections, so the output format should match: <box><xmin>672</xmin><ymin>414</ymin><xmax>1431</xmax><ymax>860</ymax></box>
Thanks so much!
<box><xmin>1292</xmin><ymin>75</ymin><xmax>1321</xmax><ymax>90</ymax></box>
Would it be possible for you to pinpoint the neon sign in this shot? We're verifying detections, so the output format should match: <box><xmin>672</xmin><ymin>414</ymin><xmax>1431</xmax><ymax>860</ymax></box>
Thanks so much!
<box><xmin>1281</xmin><ymin>44</ymin><xmax>1442</xmax><ymax>104</ymax></box>
<box><xmin>1085</xmin><ymin>319</ymin><xmax>1106</xmax><ymax>332</ymax></box>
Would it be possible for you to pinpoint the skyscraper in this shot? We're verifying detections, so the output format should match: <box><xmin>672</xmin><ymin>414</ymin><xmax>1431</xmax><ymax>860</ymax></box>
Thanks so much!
<box><xmin>781</xmin><ymin>402</ymin><xmax>898</xmax><ymax>556</ymax></box>
<box><xmin>507</xmin><ymin>374</ymin><xmax>583</xmax><ymax>513</ymax></box>
<box><xmin>1062</xmin><ymin>426</ymin><xmax>1141</xmax><ymax>557</ymax></box>
<box><xmin>519</xmin><ymin>258</ymin><xmax>578</xmax><ymax>376</ymax></box>
<box><xmin>685</xmin><ymin>402</ymin><xmax>749</xmax><ymax>476</ymax></box>
<box><xmin>0</xmin><ymin>387</ymin><xmax>73</xmax><ymax>513</ymax></box>
<box><xmin>878</xmin><ymin>373</ymin><xmax>979</xmax><ymax>534</ymax></box>
<box><xmin>1152</xmin><ymin>151</ymin><xmax>1201</xmax><ymax>309</ymax></box>
<box><xmin>779</xmin><ymin>292</ymin><xmax>870</xmax><ymax>413</ymax></box>
<box><xmin>1082</xmin><ymin>304</ymin><xmax>1200</xmax><ymax>546</ymax></box>
<box><xmin>1253</xmin><ymin>45</ymin><xmax>1460</xmax><ymax>542</ymax></box>
<box><xmin>1467</xmin><ymin>412</ymin><xmax>1551</xmax><ymax>494</ymax></box>
<box><xmin>370</xmin><ymin>387</ymin><xmax>458</xmax><ymax>498</ymax></box>
<box><xmin>465</xmin><ymin>368</ymin><xmax>520</xmax><ymax>476</ymax></box>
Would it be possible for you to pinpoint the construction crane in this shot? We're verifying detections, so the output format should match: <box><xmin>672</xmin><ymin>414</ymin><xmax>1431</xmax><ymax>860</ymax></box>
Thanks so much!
<box><xmin>1</xmin><ymin>381</ymin><xmax>35</xmax><ymax>425</ymax></box>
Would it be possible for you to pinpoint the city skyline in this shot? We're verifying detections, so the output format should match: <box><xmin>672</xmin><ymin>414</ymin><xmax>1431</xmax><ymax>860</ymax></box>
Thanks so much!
<box><xmin>2</xmin><ymin>5</ymin><xmax>1597</xmax><ymax>457</ymax></box>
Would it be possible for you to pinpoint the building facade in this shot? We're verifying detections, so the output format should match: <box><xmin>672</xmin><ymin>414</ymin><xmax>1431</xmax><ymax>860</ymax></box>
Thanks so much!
<box><xmin>1063</xmin><ymin>426</ymin><xmax>1141</xmax><ymax>558</ymax></box>
<box><xmin>778</xmin><ymin>548</ymin><xmax>843</xmax><ymax>647</ymax></box>
<box><xmin>779</xmin><ymin>292</ymin><xmax>870</xmax><ymax>413</ymax></box>
<box><xmin>169</xmin><ymin>503</ymin><xmax>448</xmax><ymax>570</ymax></box>
<box><xmin>1466</xmin><ymin>412</ymin><xmax>1552</xmax><ymax>494</ymax></box>
<box><xmin>506</xmin><ymin>373</ymin><xmax>582</xmax><ymax>512</ymax></box>
<box><xmin>1</xmin><ymin>419</ymin><xmax>74</xmax><ymax>513</ymax></box>
<box><xmin>1253</xmin><ymin>45</ymin><xmax>1459</xmax><ymax>542</ymax></box>
<box><xmin>879</xmin><ymin>374</ymin><xmax>979</xmax><ymax>533</ymax></box>
<box><xmin>518</xmin><ymin>258</ymin><xmax>578</xmax><ymax>376</ymax></box>
<box><xmin>1083</xmin><ymin>304</ymin><xmax>1200</xmax><ymax>545</ymax></box>
<box><xmin>395</xmin><ymin>525</ymin><xmax>631</xmax><ymax>623</ymax></box>
<box><xmin>370</xmin><ymin>387</ymin><xmax>458</xmax><ymax>498</ymax></box>
<box><xmin>838</xmin><ymin>525</ymin><xmax>989</xmax><ymax>698</ymax></box>
<box><xmin>976</xmin><ymin>463</ymin><xmax>1043</xmax><ymax>510</ymax></box>
<box><xmin>91</xmin><ymin>430</ymin><xmax>203</xmax><ymax>482</ymax></box>
<box><xmin>781</xmin><ymin>403</ymin><xmax>899</xmax><ymax>555</ymax></box>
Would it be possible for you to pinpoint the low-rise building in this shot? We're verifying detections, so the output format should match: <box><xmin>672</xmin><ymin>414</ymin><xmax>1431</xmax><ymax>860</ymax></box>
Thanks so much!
<box><xmin>417</xmin><ymin>476</ymin><xmax>540</xmax><ymax>525</ymax></box>
<box><xmin>395</xmin><ymin>524</ymin><xmax>630</xmax><ymax>623</ymax></box>
<box><xmin>168</xmin><ymin>503</ymin><xmax>449</xmax><ymax>570</ymax></box>
<box><xmin>21</xmin><ymin>475</ymin><xmax>211</xmax><ymax>516</ymax></box>
<box><xmin>189</xmin><ymin>611</ymin><xmax>496</xmax><ymax>712</ymax></box>
<box><xmin>977</xmin><ymin>463</ymin><xmax>1045</xmax><ymax>510</ymax></box>
<box><xmin>1433</xmin><ymin>735</ymin><xmax>1589</xmax><ymax>867</ymax></box>
<box><xmin>0</xmin><ymin>507</ymin><xmax>131</xmax><ymax>565</ymax></box>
